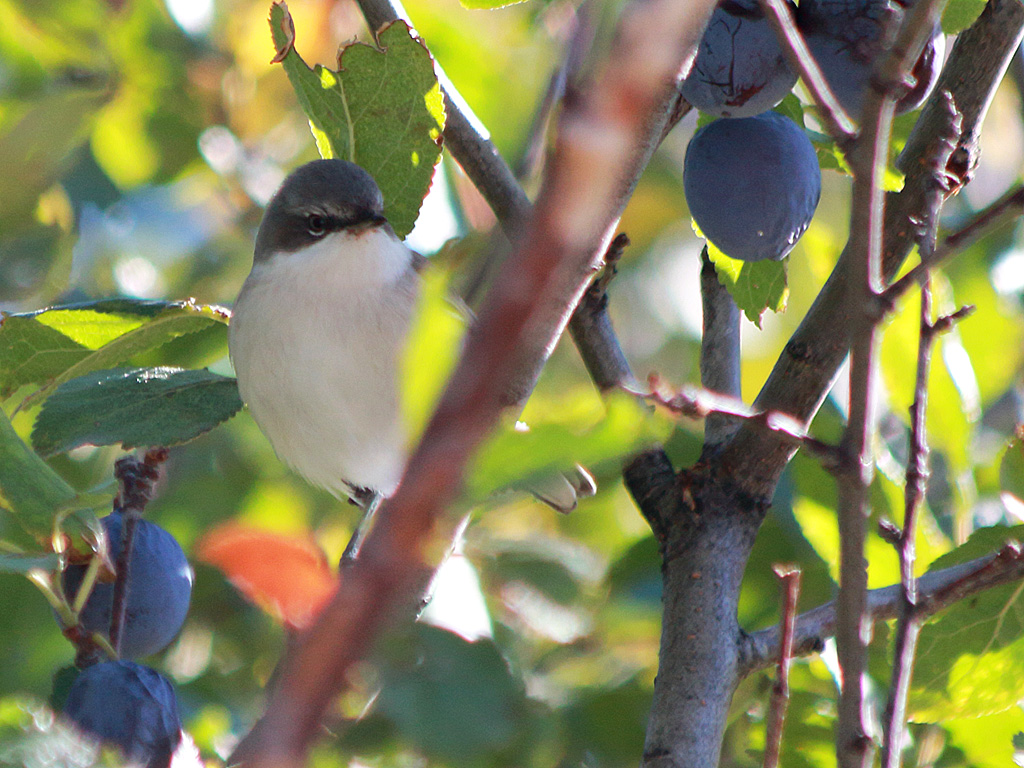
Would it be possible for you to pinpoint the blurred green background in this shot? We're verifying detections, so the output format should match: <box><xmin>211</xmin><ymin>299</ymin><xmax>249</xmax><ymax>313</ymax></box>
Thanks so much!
<box><xmin>1</xmin><ymin>0</ymin><xmax>1024</xmax><ymax>765</ymax></box>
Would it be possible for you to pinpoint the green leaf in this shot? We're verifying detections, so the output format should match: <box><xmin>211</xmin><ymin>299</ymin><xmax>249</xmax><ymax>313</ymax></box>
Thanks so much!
<box><xmin>0</xmin><ymin>552</ymin><xmax>59</xmax><ymax>574</ymax></box>
<box><xmin>467</xmin><ymin>393</ymin><xmax>671</xmax><ymax>502</ymax></box>
<box><xmin>375</xmin><ymin>625</ymin><xmax>530</xmax><ymax>766</ymax></box>
<box><xmin>909</xmin><ymin>524</ymin><xmax>1024</xmax><ymax>721</ymax></box>
<box><xmin>32</xmin><ymin>367</ymin><xmax>243</xmax><ymax>457</ymax></box>
<box><xmin>400</xmin><ymin>266</ymin><xmax>468</xmax><ymax>446</ymax></box>
<box><xmin>268</xmin><ymin>3</ymin><xmax>445</xmax><ymax>238</ymax></box>
<box><xmin>1000</xmin><ymin>437</ymin><xmax>1024</xmax><ymax>504</ymax></box>
<box><xmin>0</xmin><ymin>299</ymin><xmax>231</xmax><ymax>401</ymax></box>
<box><xmin>942</xmin><ymin>0</ymin><xmax>988</xmax><ymax>34</ymax></box>
<box><xmin>706</xmin><ymin>243</ymin><xmax>788</xmax><ymax>327</ymax></box>
<box><xmin>0</xmin><ymin>408</ymin><xmax>75</xmax><ymax>540</ymax></box>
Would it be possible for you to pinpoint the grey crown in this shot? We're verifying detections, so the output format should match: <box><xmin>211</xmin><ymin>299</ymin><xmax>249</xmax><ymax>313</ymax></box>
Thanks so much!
<box><xmin>254</xmin><ymin>159</ymin><xmax>387</xmax><ymax>262</ymax></box>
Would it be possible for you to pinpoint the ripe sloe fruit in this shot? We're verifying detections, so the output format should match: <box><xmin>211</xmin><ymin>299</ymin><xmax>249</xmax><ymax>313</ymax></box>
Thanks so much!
<box><xmin>63</xmin><ymin>513</ymin><xmax>193</xmax><ymax>659</ymax></box>
<box><xmin>681</xmin><ymin>0</ymin><xmax>798</xmax><ymax>118</ymax></box>
<box><xmin>798</xmin><ymin>0</ymin><xmax>945</xmax><ymax>119</ymax></box>
<box><xmin>683</xmin><ymin>111</ymin><xmax>821</xmax><ymax>262</ymax></box>
<box><xmin>63</xmin><ymin>660</ymin><xmax>181</xmax><ymax>768</ymax></box>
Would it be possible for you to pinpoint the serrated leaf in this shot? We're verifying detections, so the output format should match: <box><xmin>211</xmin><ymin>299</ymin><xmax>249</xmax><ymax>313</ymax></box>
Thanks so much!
<box><xmin>909</xmin><ymin>524</ymin><xmax>1024</xmax><ymax>720</ymax></box>
<box><xmin>467</xmin><ymin>393</ymin><xmax>671</xmax><ymax>502</ymax></box>
<box><xmin>0</xmin><ymin>408</ymin><xmax>75</xmax><ymax>540</ymax></box>
<box><xmin>268</xmin><ymin>3</ymin><xmax>445</xmax><ymax>237</ymax></box>
<box><xmin>32</xmin><ymin>367</ymin><xmax>243</xmax><ymax>457</ymax></box>
<box><xmin>706</xmin><ymin>243</ymin><xmax>788</xmax><ymax>327</ymax></box>
<box><xmin>0</xmin><ymin>299</ymin><xmax>230</xmax><ymax>400</ymax></box>
<box><xmin>942</xmin><ymin>0</ymin><xmax>988</xmax><ymax>34</ymax></box>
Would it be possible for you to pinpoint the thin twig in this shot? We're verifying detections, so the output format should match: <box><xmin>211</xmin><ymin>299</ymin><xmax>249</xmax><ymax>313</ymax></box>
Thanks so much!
<box><xmin>108</xmin><ymin>448</ymin><xmax>167</xmax><ymax>657</ymax></box>
<box><xmin>641</xmin><ymin>376</ymin><xmax>841</xmax><ymax>467</ymax></box>
<box><xmin>758</xmin><ymin>0</ymin><xmax>857</xmax><ymax>146</ymax></box>
<box><xmin>763</xmin><ymin>565</ymin><xmax>802</xmax><ymax>768</ymax></box>
<box><xmin>740</xmin><ymin>541</ymin><xmax>1024</xmax><ymax>675</ymax></box>
<box><xmin>884</xmin><ymin>184</ymin><xmax>1024</xmax><ymax>305</ymax></box>
<box><xmin>880</xmin><ymin>278</ymin><xmax>933</xmax><ymax>768</ymax></box>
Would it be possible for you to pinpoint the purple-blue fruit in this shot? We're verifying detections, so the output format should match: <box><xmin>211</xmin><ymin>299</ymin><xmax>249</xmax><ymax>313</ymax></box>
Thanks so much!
<box><xmin>62</xmin><ymin>660</ymin><xmax>181</xmax><ymax>767</ymax></box>
<box><xmin>681</xmin><ymin>0</ymin><xmax>798</xmax><ymax>118</ymax></box>
<box><xmin>63</xmin><ymin>513</ymin><xmax>193</xmax><ymax>659</ymax></box>
<box><xmin>798</xmin><ymin>0</ymin><xmax>945</xmax><ymax>119</ymax></box>
<box><xmin>683</xmin><ymin>111</ymin><xmax>821</xmax><ymax>262</ymax></box>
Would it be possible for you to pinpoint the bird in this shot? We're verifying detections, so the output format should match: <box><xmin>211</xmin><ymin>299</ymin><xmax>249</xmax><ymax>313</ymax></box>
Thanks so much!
<box><xmin>229</xmin><ymin>159</ymin><xmax>593</xmax><ymax>564</ymax></box>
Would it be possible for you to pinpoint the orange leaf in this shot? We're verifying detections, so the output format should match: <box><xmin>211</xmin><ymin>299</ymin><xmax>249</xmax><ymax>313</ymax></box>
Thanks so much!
<box><xmin>197</xmin><ymin>523</ymin><xmax>337</xmax><ymax>629</ymax></box>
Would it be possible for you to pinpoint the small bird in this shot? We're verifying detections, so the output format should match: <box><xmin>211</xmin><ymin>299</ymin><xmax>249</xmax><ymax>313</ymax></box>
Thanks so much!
<box><xmin>229</xmin><ymin>159</ymin><xmax>591</xmax><ymax>563</ymax></box>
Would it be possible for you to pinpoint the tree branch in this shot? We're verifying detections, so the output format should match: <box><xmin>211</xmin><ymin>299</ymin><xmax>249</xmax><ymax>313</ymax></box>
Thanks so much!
<box><xmin>740</xmin><ymin>542</ymin><xmax>1024</xmax><ymax>675</ymax></box>
<box><xmin>699</xmin><ymin>249</ymin><xmax>742</xmax><ymax>449</ymax></box>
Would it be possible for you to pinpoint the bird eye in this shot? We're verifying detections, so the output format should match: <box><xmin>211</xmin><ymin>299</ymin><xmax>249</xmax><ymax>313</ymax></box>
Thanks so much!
<box><xmin>306</xmin><ymin>214</ymin><xmax>327</xmax><ymax>237</ymax></box>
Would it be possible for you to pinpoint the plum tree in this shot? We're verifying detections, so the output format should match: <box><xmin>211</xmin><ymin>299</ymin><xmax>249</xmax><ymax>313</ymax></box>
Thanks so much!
<box><xmin>62</xmin><ymin>513</ymin><xmax>193</xmax><ymax>659</ymax></box>
<box><xmin>681</xmin><ymin>0</ymin><xmax>799</xmax><ymax>118</ymax></box>
<box><xmin>798</xmin><ymin>0</ymin><xmax>945</xmax><ymax>119</ymax></box>
<box><xmin>683</xmin><ymin>110</ymin><xmax>821</xmax><ymax>261</ymax></box>
<box><xmin>62</xmin><ymin>660</ymin><xmax>182</xmax><ymax>767</ymax></box>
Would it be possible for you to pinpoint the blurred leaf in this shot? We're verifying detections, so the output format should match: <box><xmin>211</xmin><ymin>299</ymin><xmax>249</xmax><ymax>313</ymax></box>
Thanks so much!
<box><xmin>197</xmin><ymin>523</ymin><xmax>337</xmax><ymax>630</ymax></box>
<box><xmin>0</xmin><ymin>71</ymin><xmax>114</xmax><ymax>224</ymax></box>
<box><xmin>0</xmin><ymin>553</ymin><xmax>59</xmax><ymax>574</ymax></box>
<box><xmin>707</xmin><ymin>243</ymin><xmax>788</xmax><ymax>327</ymax></box>
<box><xmin>910</xmin><ymin>524</ymin><xmax>1024</xmax><ymax>720</ymax></box>
<box><xmin>563</xmin><ymin>676</ymin><xmax>651</xmax><ymax>765</ymax></box>
<box><xmin>401</xmin><ymin>266</ymin><xmax>468</xmax><ymax>446</ymax></box>
<box><xmin>467</xmin><ymin>393</ymin><xmax>671</xmax><ymax>502</ymax></box>
<box><xmin>32</xmin><ymin>367</ymin><xmax>242</xmax><ymax>457</ymax></box>
<box><xmin>942</xmin><ymin>0</ymin><xmax>988</xmax><ymax>34</ymax></box>
<box><xmin>1001</xmin><ymin>437</ymin><xmax>1024</xmax><ymax>504</ymax></box>
<box><xmin>269</xmin><ymin>4</ymin><xmax>445</xmax><ymax>237</ymax></box>
<box><xmin>0</xmin><ymin>299</ymin><xmax>231</xmax><ymax>400</ymax></box>
<box><xmin>460</xmin><ymin>0</ymin><xmax>531</xmax><ymax>7</ymax></box>
<box><xmin>0</xmin><ymin>408</ymin><xmax>75</xmax><ymax>541</ymax></box>
<box><xmin>773</xmin><ymin>93</ymin><xmax>805</xmax><ymax>127</ymax></box>
<box><xmin>490</xmin><ymin>548</ymin><xmax>583</xmax><ymax>606</ymax></box>
<box><xmin>944</xmin><ymin>708</ymin><xmax>1024</xmax><ymax>768</ymax></box>
<box><xmin>375</xmin><ymin>625</ymin><xmax>530</xmax><ymax>766</ymax></box>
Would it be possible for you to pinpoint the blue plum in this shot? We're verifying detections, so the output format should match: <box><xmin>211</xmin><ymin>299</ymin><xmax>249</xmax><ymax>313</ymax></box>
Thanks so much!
<box><xmin>63</xmin><ymin>660</ymin><xmax>181</xmax><ymax>767</ymax></box>
<box><xmin>798</xmin><ymin>0</ymin><xmax>945</xmax><ymax>119</ymax></box>
<box><xmin>62</xmin><ymin>513</ymin><xmax>193</xmax><ymax>659</ymax></box>
<box><xmin>681</xmin><ymin>0</ymin><xmax>798</xmax><ymax>118</ymax></box>
<box><xmin>683</xmin><ymin>111</ymin><xmax>821</xmax><ymax>262</ymax></box>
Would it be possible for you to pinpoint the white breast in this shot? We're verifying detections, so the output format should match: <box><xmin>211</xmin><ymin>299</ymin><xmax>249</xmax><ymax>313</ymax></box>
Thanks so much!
<box><xmin>228</xmin><ymin>228</ymin><xmax>419</xmax><ymax>497</ymax></box>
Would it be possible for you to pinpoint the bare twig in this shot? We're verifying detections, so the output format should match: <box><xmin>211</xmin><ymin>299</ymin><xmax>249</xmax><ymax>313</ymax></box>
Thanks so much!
<box><xmin>108</xmin><ymin>448</ymin><xmax>167</xmax><ymax>657</ymax></box>
<box><xmin>758</xmin><ymin>0</ymin><xmax>857</xmax><ymax>146</ymax></box>
<box><xmin>699</xmin><ymin>249</ymin><xmax>742</xmax><ymax>449</ymax></box>
<box><xmin>740</xmin><ymin>542</ymin><xmax>1024</xmax><ymax>675</ymax></box>
<box><xmin>763</xmin><ymin>565</ymin><xmax>802</xmax><ymax>768</ymax></box>
<box><xmin>641</xmin><ymin>377</ymin><xmax>841</xmax><ymax>467</ymax></box>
